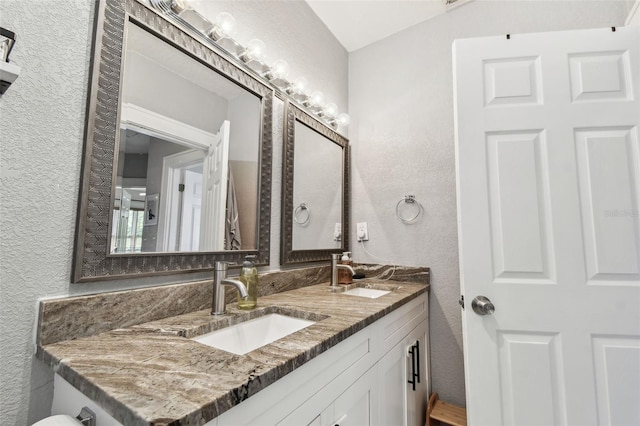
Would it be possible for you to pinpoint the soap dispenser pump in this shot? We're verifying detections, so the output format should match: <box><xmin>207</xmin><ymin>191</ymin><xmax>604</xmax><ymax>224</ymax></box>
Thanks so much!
<box><xmin>338</xmin><ymin>251</ymin><xmax>353</xmax><ymax>285</ymax></box>
<box><xmin>238</xmin><ymin>255</ymin><xmax>258</xmax><ymax>310</ymax></box>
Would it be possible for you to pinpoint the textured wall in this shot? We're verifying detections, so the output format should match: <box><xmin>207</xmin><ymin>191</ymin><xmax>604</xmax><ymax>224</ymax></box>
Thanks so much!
<box><xmin>0</xmin><ymin>2</ymin><xmax>96</xmax><ymax>423</ymax></box>
<box><xmin>191</xmin><ymin>0</ymin><xmax>348</xmax><ymax>114</ymax></box>
<box><xmin>348</xmin><ymin>0</ymin><xmax>632</xmax><ymax>407</ymax></box>
<box><xmin>0</xmin><ymin>1</ymin><xmax>346</xmax><ymax>424</ymax></box>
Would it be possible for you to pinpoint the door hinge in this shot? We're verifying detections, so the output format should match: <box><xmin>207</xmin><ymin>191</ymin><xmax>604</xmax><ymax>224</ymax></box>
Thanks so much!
<box><xmin>459</xmin><ymin>295</ymin><xmax>465</xmax><ymax>310</ymax></box>
<box><xmin>178</xmin><ymin>183</ymin><xmax>185</xmax><ymax>192</ymax></box>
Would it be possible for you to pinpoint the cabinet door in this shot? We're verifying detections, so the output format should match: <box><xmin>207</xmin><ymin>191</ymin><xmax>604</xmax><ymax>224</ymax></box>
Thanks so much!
<box><xmin>406</xmin><ymin>321</ymin><xmax>428</xmax><ymax>426</ymax></box>
<box><xmin>279</xmin><ymin>368</ymin><xmax>377</xmax><ymax>426</ymax></box>
<box><xmin>379</xmin><ymin>294</ymin><xmax>428</xmax><ymax>357</ymax></box>
<box><xmin>378</xmin><ymin>338</ymin><xmax>407</xmax><ymax>425</ymax></box>
<box><xmin>332</xmin><ymin>367</ymin><xmax>378</xmax><ymax>426</ymax></box>
<box><xmin>378</xmin><ymin>320</ymin><xmax>429</xmax><ymax>426</ymax></box>
<box><xmin>277</xmin><ymin>395</ymin><xmax>332</xmax><ymax>426</ymax></box>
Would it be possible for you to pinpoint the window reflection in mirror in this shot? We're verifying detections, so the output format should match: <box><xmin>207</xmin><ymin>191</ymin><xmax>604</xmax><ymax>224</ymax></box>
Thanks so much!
<box><xmin>111</xmin><ymin>23</ymin><xmax>261</xmax><ymax>254</ymax></box>
<box><xmin>292</xmin><ymin>121</ymin><xmax>343</xmax><ymax>250</ymax></box>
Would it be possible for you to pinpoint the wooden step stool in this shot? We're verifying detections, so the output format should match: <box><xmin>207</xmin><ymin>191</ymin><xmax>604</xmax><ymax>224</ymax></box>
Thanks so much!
<box><xmin>426</xmin><ymin>392</ymin><xmax>467</xmax><ymax>426</ymax></box>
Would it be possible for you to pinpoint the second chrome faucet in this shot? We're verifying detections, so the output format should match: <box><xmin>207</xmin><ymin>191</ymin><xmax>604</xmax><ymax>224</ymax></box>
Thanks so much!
<box><xmin>331</xmin><ymin>253</ymin><xmax>355</xmax><ymax>287</ymax></box>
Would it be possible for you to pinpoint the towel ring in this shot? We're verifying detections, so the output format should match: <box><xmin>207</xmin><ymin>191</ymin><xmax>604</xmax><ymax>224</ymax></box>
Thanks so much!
<box><xmin>396</xmin><ymin>195</ymin><xmax>423</xmax><ymax>224</ymax></box>
<box><xmin>294</xmin><ymin>202</ymin><xmax>311</xmax><ymax>225</ymax></box>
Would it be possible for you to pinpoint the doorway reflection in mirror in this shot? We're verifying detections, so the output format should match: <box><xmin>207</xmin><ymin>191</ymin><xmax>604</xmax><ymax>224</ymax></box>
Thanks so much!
<box><xmin>110</xmin><ymin>23</ymin><xmax>261</xmax><ymax>254</ymax></box>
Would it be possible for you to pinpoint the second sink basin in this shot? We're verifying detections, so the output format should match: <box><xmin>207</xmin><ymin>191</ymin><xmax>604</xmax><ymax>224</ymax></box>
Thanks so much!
<box><xmin>193</xmin><ymin>313</ymin><xmax>316</xmax><ymax>355</ymax></box>
<box><xmin>334</xmin><ymin>282</ymin><xmax>401</xmax><ymax>299</ymax></box>
<box><xmin>342</xmin><ymin>287</ymin><xmax>391</xmax><ymax>298</ymax></box>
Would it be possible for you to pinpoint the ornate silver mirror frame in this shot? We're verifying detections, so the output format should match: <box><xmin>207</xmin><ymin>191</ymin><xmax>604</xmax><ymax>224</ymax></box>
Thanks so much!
<box><xmin>281</xmin><ymin>102</ymin><xmax>350</xmax><ymax>265</ymax></box>
<box><xmin>73</xmin><ymin>0</ymin><xmax>273</xmax><ymax>282</ymax></box>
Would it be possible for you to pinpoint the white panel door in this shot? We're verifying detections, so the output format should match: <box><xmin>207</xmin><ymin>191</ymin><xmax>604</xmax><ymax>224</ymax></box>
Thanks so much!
<box><xmin>454</xmin><ymin>26</ymin><xmax>640</xmax><ymax>425</ymax></box>
<box><xmin>200</xmin><ymin>120</ymin><xmax>230</xmax><ymax>251</ymax></box>
<box><xmin>157</xmin><ymin>149</ymin><xmax>205</xmax><ymax>252</ymax></box>
<box><xmin>178</xmin><ymin>169</ymin><xmax>203</xmax><ymax>251</ymax></box>
<box><xmin>115</xmin><ymin>189</ymin><xmax>132</xmax><ymax>253</ymax></box>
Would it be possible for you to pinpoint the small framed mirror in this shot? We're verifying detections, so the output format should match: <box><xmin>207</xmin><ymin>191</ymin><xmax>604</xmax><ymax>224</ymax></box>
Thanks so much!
<box><xmin>73</xmin><ymin>0</ymin><xmax>273</xmax><ymax>282</ymax></box>
<box><xmin>281</xmin><ymin>102</ymin><xmax>350</xmax><ymax>264</ymax></box>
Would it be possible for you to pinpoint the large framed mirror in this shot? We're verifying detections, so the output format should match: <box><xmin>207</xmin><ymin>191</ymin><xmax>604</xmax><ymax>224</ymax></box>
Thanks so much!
<box><xmin>281</xmin><ymin>102</ymin><xmax>350</xmax><ymax>265</ymax></box>
<box><xmin>73</xmin><ymin>0</ymin><xmax>273</xmax><ymax>282</ymax></box>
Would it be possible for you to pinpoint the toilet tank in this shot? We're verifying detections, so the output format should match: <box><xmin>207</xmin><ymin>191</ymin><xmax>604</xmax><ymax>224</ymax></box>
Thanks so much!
<box><xmin>51</xmin><ymin>375</ymin><xmax>122</xmax><ymax>426</ymax></box>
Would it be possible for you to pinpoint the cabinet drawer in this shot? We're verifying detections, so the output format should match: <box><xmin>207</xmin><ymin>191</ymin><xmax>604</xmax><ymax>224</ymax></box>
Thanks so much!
<box><xmin>218</xmin><ymin>325</ymin><xmax>376</xmax><ymax>425</ymax></box>
<box><xmin>378</xmin><ymin>293</ymin><xmax>428</xmax><ymax>357</ymax></box>
<box><xmin>278</xmin><ymin>365</ymin><xmax>378</xmax><ymax>426</ymax></box>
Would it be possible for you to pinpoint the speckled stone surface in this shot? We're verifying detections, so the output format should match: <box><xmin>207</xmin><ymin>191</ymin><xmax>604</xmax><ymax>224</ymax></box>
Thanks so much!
<box><xmin>37</xmin><ymin>264</ymin><xmax>427</xmax><ymax>345</ymax></box>
<box><xmin>355</xmin><ymin>264</ymin><xmax>430</xmax><ymax>284</ymax></box>
<box><xmin>38</xmin><ymin>266</ymin><xmax>331</xmax><ymax>345</ymax></box>
<box><xmin>36</xmin><ymin>273</ymin><xmax>428</xmax><ymax>426</ymax></box>
<box><xmin>37</xmin><ymin>280</ymin><xmax>213</xmax><ymax>346</ymax></box>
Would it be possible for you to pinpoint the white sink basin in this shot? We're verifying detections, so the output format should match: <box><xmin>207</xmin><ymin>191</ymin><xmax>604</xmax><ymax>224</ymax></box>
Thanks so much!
<box><xmin>193</xmin><ymin>314</ymin><xmax>315</xmax><ymax>355</ymax></box>
<box><xmin>342</xmin><ymin>287</ymin><xmax>390</xmax><ymax>299</ymax></box>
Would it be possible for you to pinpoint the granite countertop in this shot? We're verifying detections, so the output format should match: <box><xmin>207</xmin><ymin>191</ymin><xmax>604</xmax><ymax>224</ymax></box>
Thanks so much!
<box><xmin>37</xmin><ymin>279</ymin><xmax>428</xmax><ymax>426</ymax></box>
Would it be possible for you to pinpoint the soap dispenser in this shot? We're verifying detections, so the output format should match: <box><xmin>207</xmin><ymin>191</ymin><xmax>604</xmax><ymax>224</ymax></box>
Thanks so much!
<box><xmin>338</xmin><ymin>251</ymin><xmax>353</xmax><ymax>285</ymax></box>
<box><xmin>238</xmin><ymin>255</ymin><xmax>258</xmax><ymax>310</ymax></box>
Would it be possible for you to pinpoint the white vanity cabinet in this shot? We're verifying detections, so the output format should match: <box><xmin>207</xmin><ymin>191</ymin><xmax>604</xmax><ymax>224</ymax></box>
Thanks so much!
<box><xmin>218</xmin><ymin>292</ymin><xmax>429</xmax><ymax>426</ymax></box>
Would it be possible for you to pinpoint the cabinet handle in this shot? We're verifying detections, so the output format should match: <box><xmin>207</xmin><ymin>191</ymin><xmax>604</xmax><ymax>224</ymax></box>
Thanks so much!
<box><xmin>407</xmin><ymin>344</ymin><xmax>416</xmax><ymax>391</ymax></box>
<box><xmin>407</xmin><ymin>340</ymin><xmax>420</xmax><ymax>391</ymax></box>
<box><xmin>415</xmin><ymin>339</ymin><xmax>421</xmax><ymax>385</ymax></box>
<box><xmin>333</xmin><ymin>414</ymin><xmax>347</xmax><ymax>426</ymax></box>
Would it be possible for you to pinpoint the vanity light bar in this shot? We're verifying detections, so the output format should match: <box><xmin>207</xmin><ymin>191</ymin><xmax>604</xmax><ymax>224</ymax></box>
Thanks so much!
<box><xmin>149</xmin><ymin>0</ymin><xmax>350</xmax><ymax>129</ymax></box>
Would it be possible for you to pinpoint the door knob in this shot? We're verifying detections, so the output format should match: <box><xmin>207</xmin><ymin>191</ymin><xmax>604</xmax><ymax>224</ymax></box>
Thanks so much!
<box><xmin>472</xmin><ymin>296</ymin><xmax>495</xmax><ymax>315</ymax></box>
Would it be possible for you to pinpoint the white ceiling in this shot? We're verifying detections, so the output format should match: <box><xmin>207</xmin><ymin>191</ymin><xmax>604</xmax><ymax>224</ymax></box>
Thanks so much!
<box><xmin>305</xmin><ymin>0</ymin><xmax>470</xmax><ymax>52</ymax></box>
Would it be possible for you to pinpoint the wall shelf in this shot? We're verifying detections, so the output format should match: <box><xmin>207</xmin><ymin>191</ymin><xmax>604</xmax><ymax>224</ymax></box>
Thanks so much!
<box><xmin>0</xmin><ymin>61</ymin><xmax>20</xmax><ymax>94</ymax></box>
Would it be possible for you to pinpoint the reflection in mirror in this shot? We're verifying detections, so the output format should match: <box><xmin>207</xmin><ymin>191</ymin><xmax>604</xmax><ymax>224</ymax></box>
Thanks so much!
<box><xmin>73</xmin><ymin>0</ymin><xmax>273</xmax><ymax>282</ymax></box>
<box><xmin>281</xmin><ymin>102</ymin><xmax>350</xmax><ymax>265</ymax></box>
<box><xmin>112</xmin><ymin>23</ymin><xmax>260</xmax><ymax>254</ymax></box>
<box><xmin>292</xmin><ymin>121</ymin><xmax>343</xmax><ymax>250</ymax></box>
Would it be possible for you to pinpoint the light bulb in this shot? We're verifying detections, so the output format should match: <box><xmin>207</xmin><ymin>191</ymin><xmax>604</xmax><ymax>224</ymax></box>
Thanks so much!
<box><xmin>323</xmin><ymin>103</ymin><xmax>338</xmax><ymax>119</ymax></box>
<box><xmin>309</xmin><ymin>91</ymin><xmax>325</xmax><ymax>108</ymax></box>
<box><xmin>292</xmin><ymin>77</ymin><xmax>308</xmax><ymax>95</ymax></box>
<box><xmin>171</xmin><ymin>0</ymin><xmax>191</xmax><ymax>14</ymax></box>
<box><xmin>270</xmin><ymin>59</ymin><xmax>290</xmax><ymax>80</ymax></box>
<box><xmin>242</xmin><ymin>38</ymin><xmax>267</xmax><ymax>63</ymax></box>
<box><xmin>214</xmin><ymin>12</ymin><xmax>237</xmax><ymax>39</ymax></box>
<box><xmin>336</xmin><ymin>113</ymin><xmax>350</xmax><ymax>126</ymax></box>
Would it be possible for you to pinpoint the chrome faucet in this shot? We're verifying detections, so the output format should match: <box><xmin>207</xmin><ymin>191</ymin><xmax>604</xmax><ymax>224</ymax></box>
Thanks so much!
<box><xmin>212</xmin><ymin>261</ymin><xmax>249</xmax><ymax>315</ymax></box>
<box><xmin>331</xmin><ymin>253</ymin><xmax>355</xmax><ymax>287</ymax></box>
